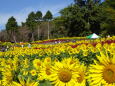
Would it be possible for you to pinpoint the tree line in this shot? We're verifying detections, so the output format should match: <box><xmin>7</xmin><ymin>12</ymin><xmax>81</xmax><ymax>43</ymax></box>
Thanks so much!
<box><xmin>0</xmin><ymin>0</ymin><xmax>115</xmax><ymax>42</ymax></box>
<box><xmin>0</xmin><ymin>10</ymin><xmax>53</xmax><ymax>42</ymax></box>
<box><xmin>53</xmin><ymin>0</ymin><xmax>115</xmax><ymax>37</ymax></box>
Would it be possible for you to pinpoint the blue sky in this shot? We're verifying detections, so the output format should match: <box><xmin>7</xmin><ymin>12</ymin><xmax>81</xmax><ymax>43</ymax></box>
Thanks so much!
<box><xmin>0</xmin><ymin>0</ymin><xmax>73</xmax><ymax>30</ymax></box>
<box><xmin>0</xmin><ymin>0</ymin><xmax>104</xmax><ymax>30</ymax></box>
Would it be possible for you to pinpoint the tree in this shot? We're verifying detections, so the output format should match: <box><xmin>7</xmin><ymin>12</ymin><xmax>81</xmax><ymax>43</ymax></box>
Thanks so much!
<box><xmin>101</xmin><ymin>0</ymin><xmax>115</xmax><ymax>35</ymax></box>
<box><xmin>105</xmin><ymin>0</ymin><xmax>115</xmax><ymax>9</ymax></box>
<box><xmin>43</xmin><ymin>10</ymin><xmax>53</xmax><ymax>39</ymax></box>
<box><xmin>26</xmin><ymin>12</ymin><xmax>37</xmax><ymax>41</ymax></box>
<box><xmin>35</xmin><ymin>11</ymin><xmax>42</xmax><ymax>40</ymax></box>
<box><xmin>74</xmin><ymin>0</ymin><xmax>86</xmax><ymax>6</ymax></box>
<box><xmin>52</xmin><ymin>17</ymin><xmax>68</xmax><ymax>38</ymax></box>
<box><xmin>6</xmin><ymin>16</ymin><xmax>18</xmax><ymax>42</ymax></box>
<box><xmin>59</xmin><ymin>4</ymin><xmax>92</xmax><ymax>36</ymax></box>
<box><xmin>55</xmin><ymin>0</ymin><xmax>110</xmax><ymax>37</ymax></box>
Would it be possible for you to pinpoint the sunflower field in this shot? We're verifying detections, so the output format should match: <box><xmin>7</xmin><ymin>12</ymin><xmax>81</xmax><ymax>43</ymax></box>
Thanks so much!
<box><xmin>0</xmin><ymin>36</ymin><xmax>115</xmax><ymax>86</ymax></box>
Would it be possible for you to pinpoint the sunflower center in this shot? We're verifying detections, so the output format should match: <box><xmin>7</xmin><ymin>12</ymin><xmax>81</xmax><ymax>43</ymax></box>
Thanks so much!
<box><xmin>103</xmin><ymin>64</ymin><xmax>115</xmax><ymax>84</ymax></box>
<box><xmin>46</xmin><ymin>67</ymin><xmax>51</xmax><ymax>75</ymax></box>
<box><xmin>58</xmin><ymin>69</ymin><xmax>72</xmax><ymax>83</ymax></box>
<box><xmin>37</xmin><ymin>62</ymin><xmax>41</xmax><ymax>66</ymax></box>
<box><xmin>46</xmin><ymin>58</ymin><xmax>51</xmax><ymax>62</ymax></box>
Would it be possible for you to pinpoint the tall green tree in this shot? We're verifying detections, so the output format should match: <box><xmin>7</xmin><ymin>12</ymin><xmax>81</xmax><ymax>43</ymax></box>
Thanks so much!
<box><xmin>59</xmin><ymin>5</ymin><xmax>84</xmax><ymax>36</ymax></box>
<box><xmin>74</xmin><ymin>0</ymin><xmax>86</xmax><ymax>6</ymax></box>
<box><xmin>43</xmin><ymin>10</ymin><xmax>53</xmax><ymax>39</ymax></box>
<box><xmin>6</xmin><ymin>16</ymin><xmax>18</xmax><ymax>42</ymax></box>
<box><xmin>52</xmin><ymin>17</ymin><xmax>68</xmax><ymax>38</ymax></box>
<box><xmin>35</xmin><ymin>11</ymin><xmax>42</xmax><ymax>40</ymax></box>
<box><xmin>55</xmin><ymin>0</ymin><xmax>109</xmax><ymax>36</ymax></box>
<box><xmin>101</xmin><ymin>0</ymin><xmax>115</xmax><ymax>35</ymax></box>
<box><xmin>26</xmin><ymin>12</ymin><xmax>36</xmax><ymax>41</ymax></box>
<box><xmin>105</xmin><ymin>0</ymin><xmax>115</xmax><ymax>9</ymax></box>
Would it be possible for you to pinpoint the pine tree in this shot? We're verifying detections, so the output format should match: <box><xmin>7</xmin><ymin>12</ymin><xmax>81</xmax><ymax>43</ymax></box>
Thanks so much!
<box><xmin>43</xmin><ymin>10</ymin><xmax>53</xmax><ymax>39</ymax></box>
<box><xmin>35</xmin><ymin>11</ymin><xmax>42</xmax><ymax>40</ymax></box>
<box><xmin>26</xmin><ymin>12</ymin><xmax>37</xmax><ymax>41</ymax></box>
<box><xmin>6</xmin><ymin>16</ymin><xmax>18</xmax><ymax>42</ymax></box>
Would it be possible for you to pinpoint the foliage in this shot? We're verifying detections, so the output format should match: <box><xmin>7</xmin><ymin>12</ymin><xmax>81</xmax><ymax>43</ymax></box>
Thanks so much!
<box><xmin>35</xmin><ymin>11</ymin><xmax>42</xmax><ymax>21</ymax></box>
<box><xmin>52</xmin><ymin>17</ymin><xmax>68</xmax><ymax>38</ymax></box>
<box><xmin>26</xmin><ymin>12</ymin><xmax>37</xmax><ymax>32</ymax></box>
<box><xmin>6</xmin><ymin>16</ymin><xmax>18</xmax><ymax>42</ymax></box>
<box><xmin>43</xmin><ymin>10</ymin><xmax>53</xmax><ymax>21</ymax></box>
<box><xmin>26</xmin><ymin>12</ymin><xmax>37</xmax><ymax>41</ymax></box>
<box><xmin>35</xmin><ymin>11</ymin><xmax>43</xmax><ymax>40</ymax></box>
<box><xmin>54</xmin><ymin>0</ymin><xmax>111</xmax><ymax>37</ymax></box>
<box><xmin>43</xmin><ymin>10</ymin><xmax>53</xmax><ymax>39</ymax></box>
<box><xmin>101</xmin><ymin>0</ymin><xmax>115</xmax><ymax>35</ymax></box>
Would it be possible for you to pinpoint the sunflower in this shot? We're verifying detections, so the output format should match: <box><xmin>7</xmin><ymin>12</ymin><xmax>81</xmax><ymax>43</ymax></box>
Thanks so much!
<box><xmin>33</xmin><ymin>59</ymin><xmax>42</xmax><ymax>70</ymax></box>
<box><xmin>62</xmin><ymin>57</ymin><xmax>80</xmax><ymax>66</ymax></box>
<box><xmin>88</xmin><ymin>52</ymin><xmax>115</xmax><ymax>86</ymax></box>
<box><xmin>75</xmin><ymin>64</ymin><xmax>86</xmax><ymax>86</ymax></box>
<box><xmin>44</xmin><ymin>57</ymin><xmax>51</xmax><ymax>64</ymax></box>
<box><xmin>12</xmin><ymin>76</ymin><xmax>39</xmax><ymax>86</ymax></box>
<box><xmin>49</xmin><ymin>60</ymin><xmax>79</xmax><ymax>86</ymax></box>
<box><xmin>2</xmin><ymin>68</ymin><xmax>14</xmax><ymax>86</ymax></box>
<box><xmin>30</xmin><ymin>69</ymin><xmax>37</xmax><ymax>76</ymax></box>
<box><xmin>38</xmin><ymin>63</ymin><xmax>52</xmax><ymax>81</ymax></box>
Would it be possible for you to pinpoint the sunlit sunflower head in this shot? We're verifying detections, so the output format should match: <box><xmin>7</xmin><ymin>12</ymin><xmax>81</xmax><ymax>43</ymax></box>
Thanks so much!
<box><xmin>30</xmin><ymin>69</ymin><xmax>37</xmax><ymax>76</ymax></box>
<box><xmin>2</xmin><ymin>68</ymin><xmax>14</xmax><ymax>86</ymax></box>
<box><xmin>62</xmin><ymin>57</ymin><xmax>80</xmax><ymax>66</ymax></box>
<box><xmin>38</xmin><ymin>63</ymin><xmax>52</xmax><ymax>81</ymax></box>
<box><xmin>33</xmin><ymin>59</ymin><xmax>42</xmax><ymax>69</ymax></box>
<box><xmin>75</xmin><ymin>64</ymin><xmax>87</xmax><ymax>86</ymax></box>
<box><xmin>88</xmin><ymin>51</ymin><xmax>115</xmax><ymax>86</ymax></box>
<box><xmin>44</xmin><ymin>57</ymin><xmax>51</xmax><ymax>64</ymax></box>
<box><xmin>16</xmin><ymin>76</ymin><xmax>39</xmax><ymax>86</ymax></box>
<box><xmin>49</xmin><ymin>61</ymin><xmax>79</xmax><ymax>86</ymax></box>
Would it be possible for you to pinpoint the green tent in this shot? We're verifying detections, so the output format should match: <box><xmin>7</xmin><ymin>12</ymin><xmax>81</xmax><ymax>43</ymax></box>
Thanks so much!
<box><xmin>86</xmin><ymin>33</ymin><xmax>100</xmax><ymax>39</ymax></box>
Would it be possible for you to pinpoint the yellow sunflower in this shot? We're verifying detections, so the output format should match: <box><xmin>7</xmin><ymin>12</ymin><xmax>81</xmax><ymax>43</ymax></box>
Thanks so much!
<box><xmin>30</xmin><ymin>69</ymin><xmax>37</xmax><ymax>76</ymax></box>
<box><xmin>88</xmin><ymin>52</ymin><xmax>115</xmax><ymax>86</ymax></box>
<box><xmin>38</xmin><ymin>63</ymin><xmax>52</xmax><ymax>81</ymax></box>
<box><xmin>38</xmin><ymin>57</ymin><xmax>52</xmax><ymax>80</ymax></box>
<box><xmin>44</xmin><ymin>57</ymin><xmax>51</xmax><ymax>64</ymax></box>
<box><xmin>2</xmin><ymin>68</ymin><xmax>14</xmax><ymax>86</ymax></box>
<box><xmin>33</xmin><ymin>59</ymin><xmax>42</xmax><ymax>70</ymax></box>
<box><xmin>12</xmin><ymin>76</ymin><xmax>39</xmax><ymax>86</ymax></box>
<box><xmin>62</xmin><ymin>57</ymin><xmax>87</xmax><ymax>86</ymax></box>
<box><xmin>49</xmin><ymin>61</ymin><xmax>79</xmax><ymax>86</ymax></box>
<box><xmin>62</xmin><ymin>57</ymin><xmax>80</xmax><ymax>66</ymax></box>
<box><xmin>75</xmin><ymin>64</ymin><xmax>87</xmax><ymax>86</ymax></box>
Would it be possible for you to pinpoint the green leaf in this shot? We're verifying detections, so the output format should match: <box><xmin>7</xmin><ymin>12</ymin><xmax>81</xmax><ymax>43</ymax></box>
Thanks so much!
<box><xmin>39</xmin><ymin>80</ymin><xmax>53</xmax><ymax>86</ymax></box>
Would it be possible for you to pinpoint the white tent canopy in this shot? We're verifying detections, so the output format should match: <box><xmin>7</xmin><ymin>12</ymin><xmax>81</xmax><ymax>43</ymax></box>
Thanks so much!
<box><xmin>86</xmin><ymin>33</ymin><xmax>100</xmax><ymax>39</ymax></box>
